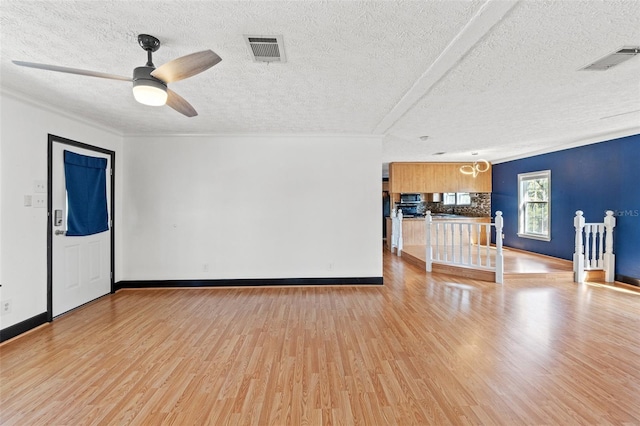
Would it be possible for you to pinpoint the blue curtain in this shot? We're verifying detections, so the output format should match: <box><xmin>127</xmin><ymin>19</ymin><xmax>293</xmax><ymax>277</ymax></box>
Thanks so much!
<box><xmin>64</xmin><ymin>150</ymin><xmax>109</xmax><ymax>236</ymax></box>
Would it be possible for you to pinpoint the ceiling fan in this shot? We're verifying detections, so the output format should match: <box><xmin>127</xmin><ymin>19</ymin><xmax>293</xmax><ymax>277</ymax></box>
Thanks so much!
<box><xmin>12</xmin><ymin>34</ymin><xmax>221</xmax><ymax>117</ymax></box>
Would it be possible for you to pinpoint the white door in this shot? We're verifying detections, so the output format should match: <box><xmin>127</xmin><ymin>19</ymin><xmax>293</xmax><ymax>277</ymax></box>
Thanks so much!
<box><xmin>52</xmin><ymin>142</ymin><xmax>111</xmax><ymax>317</ymax></box>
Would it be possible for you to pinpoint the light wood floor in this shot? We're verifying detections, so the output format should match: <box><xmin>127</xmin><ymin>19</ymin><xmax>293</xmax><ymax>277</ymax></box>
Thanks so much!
<box><xmin>1</xmin><ymin>250</ymin><xmax>640</xmax><ymax>425</ymax></box>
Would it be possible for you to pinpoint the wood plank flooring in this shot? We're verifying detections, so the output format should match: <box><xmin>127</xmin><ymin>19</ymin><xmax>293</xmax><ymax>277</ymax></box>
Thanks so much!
<box><xmin>1</xmin><ymin>250</ymin><xmax>639</xmax><ymax>425</ymax></box>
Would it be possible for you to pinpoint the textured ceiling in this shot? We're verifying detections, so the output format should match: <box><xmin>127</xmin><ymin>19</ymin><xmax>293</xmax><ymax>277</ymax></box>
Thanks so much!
<box><xmin>1</xmin><ymin>0</ymin><xmax>639</xmax><ymax>168</ymax></box>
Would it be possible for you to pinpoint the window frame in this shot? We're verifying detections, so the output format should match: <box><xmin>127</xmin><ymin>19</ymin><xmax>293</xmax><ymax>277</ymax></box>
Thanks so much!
<box><xmin>517</xmin><ymin>170</ymin><xmax>551</xmax><ymax>241</ymax></box>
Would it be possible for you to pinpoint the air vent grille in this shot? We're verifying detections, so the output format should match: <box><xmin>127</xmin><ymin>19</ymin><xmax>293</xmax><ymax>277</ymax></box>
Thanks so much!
<box><xmin>581</xmin><ymin>46</ymin><xmax>640</xmax><ymax>71</ymax></box>
<box><xmin>244</xmin><ymin>35</ymin><xmax>286</xmax><ymax>63</ymax></box>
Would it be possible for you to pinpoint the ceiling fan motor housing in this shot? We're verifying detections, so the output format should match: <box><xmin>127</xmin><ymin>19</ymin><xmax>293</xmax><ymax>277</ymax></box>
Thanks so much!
<box><xmin>133</xmin><ymin>66</ymin><xmax>166</xmax><ymax>89</ymax></box>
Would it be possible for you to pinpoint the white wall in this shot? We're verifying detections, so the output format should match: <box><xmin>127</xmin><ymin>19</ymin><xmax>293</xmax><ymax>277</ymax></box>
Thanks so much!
<box><xmin>0</xmin><ymin>93</ymin><xmax>123</xmax><ymax>329</ymax></box>
<box><xmin>122</xmin><ymin>134</ymin><xmax>382</xmax><ymax>280</ymax></box>
<box><xmin>0</xmin><ymin>95</ymin><xmax>382</xmax><ymax>332</ymax></box>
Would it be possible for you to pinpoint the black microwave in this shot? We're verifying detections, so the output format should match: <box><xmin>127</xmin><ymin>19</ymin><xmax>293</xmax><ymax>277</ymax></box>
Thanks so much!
<box><xmin>400</xmin><ymin>193</ymin><xmax>421</xmax><ymax>203</ymax></box>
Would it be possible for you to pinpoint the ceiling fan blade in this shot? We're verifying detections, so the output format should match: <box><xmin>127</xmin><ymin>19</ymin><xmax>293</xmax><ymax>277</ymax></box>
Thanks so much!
<box><xmin>12</xmin><ymin>61</ymin><xmax>131</xmax><ymax>81</ymax></box>
<box><xmin>151</xmin><ymin>50</ymin><xmax>221</xmax><ymax>83</ymax></box>
<box><xmin>166</xmin><ymin>89</ymin><xmax>197</xmax><ymax>117</ymax></box>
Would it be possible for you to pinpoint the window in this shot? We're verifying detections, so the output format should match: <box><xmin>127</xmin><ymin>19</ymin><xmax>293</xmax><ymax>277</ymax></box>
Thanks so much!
<box><xmin>442</xmin><ymin>192</ymin><xmax>457</xmax><ymax>205</ymax></box>
<box><xmin>442</xmin><ymin>192</ymin><xmax>471</xmax><ymax>206</ymax></box>
<box><xmin>518</xmin><ymin>170</ymin><xmax>551</xmax><ymax>241</ymax></box>
<box><xmin>456</xmin><ymin>192</ymin><xmax>471</xmax><ymax>206</ymax></box>
<box><xmin>64</xmin><ymin>150</ymin><xmax>109</xmax><ymax>236</ymax></box>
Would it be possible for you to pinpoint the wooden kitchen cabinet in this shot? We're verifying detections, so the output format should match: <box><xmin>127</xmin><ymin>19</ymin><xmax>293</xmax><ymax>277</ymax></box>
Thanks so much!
<box><xmin>456</xmin><ymin>163</ymin><xmax>492</xmax><ymax>192</ymax></box>
<box><xmin>388</xmin><ymin>162</ymin><xmax>492</xmax><ymax>193</ymax></box>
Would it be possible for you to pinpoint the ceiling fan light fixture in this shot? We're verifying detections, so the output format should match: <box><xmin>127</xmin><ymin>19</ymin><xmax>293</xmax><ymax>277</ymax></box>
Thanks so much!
<box><xmin>132</xmin><ymin>81</ymin><xmax>167</xmax><ymax>106</ymax></box>
<box><xmin>132</xmin><ymin>66</ymin><xmax>167</xmax><ymax>106</ymax></box>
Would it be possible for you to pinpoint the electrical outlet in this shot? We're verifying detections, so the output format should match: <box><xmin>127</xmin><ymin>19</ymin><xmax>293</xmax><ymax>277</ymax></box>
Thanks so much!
<box><xmin>1</xmin><ymin>299</ymin><xmax>12</xmax><ymax>316</ymax></box>
<box><xmin>203</xmin><ymin>263</ymin><xmax>209</xmax><ymax>272</ymax></box>
<box><xmin>33</xmin><ymin>194</ymin><xmax>46</xmax><ymax>208</ymax></box>
<box><xmin>34</xmin><ymin>180</ymin><xmax>46</xmax><ymax>193</ymax></box>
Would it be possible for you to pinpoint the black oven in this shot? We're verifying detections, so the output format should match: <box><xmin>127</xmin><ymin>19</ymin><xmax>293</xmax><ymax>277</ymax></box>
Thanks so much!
<box><xmin>396</xmin><ymin>203</ymin><xmax>419</xmax><ymax>217</ymax></box>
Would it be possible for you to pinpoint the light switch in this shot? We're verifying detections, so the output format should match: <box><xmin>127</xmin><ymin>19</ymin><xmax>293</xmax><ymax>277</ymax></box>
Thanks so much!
<box><xmin>24</xmin><ymin>195</ymin><xmax>32</xmax><ymax>207</ymax></box>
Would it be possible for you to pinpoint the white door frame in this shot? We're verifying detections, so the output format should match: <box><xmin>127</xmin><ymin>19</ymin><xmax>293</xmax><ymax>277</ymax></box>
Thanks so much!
<box><xmin>47</xmin><ymin>134</ymin><xmax>115</xmax><ymax>321</ymax></box>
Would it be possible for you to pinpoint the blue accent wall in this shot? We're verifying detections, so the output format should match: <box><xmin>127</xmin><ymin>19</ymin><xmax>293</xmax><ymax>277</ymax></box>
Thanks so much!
<box><xmin>492</xmin><ymin>134</ymin><xmax>640</xmax><ymax>280</ymax></box>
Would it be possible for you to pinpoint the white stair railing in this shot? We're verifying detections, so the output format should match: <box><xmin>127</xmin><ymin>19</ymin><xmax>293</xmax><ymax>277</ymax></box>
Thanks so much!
<box><xmin>574</xmin><ymin>210</ymin><xmax>616</xmax><ymax>283</ymax></box>
<box><xmin>390</xmin><ymin>209</ymin><xmax>404</xmax><ymax>256</ymax></box>
<box><xmin>425</xmin><ymin>211</ymin><xmax>504</xmax><ymax>284</ymax></box>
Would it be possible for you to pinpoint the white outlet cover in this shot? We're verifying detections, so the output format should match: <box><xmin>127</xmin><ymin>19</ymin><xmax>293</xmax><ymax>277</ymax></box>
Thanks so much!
<box><xmin>34</xmin><ymin>180</ymin><xmax>46</xmax><ymax>193</ymax></box>
<box><xmin>33</xmin><ymin>194</ymin><xmax>46</xmax><ymax>208</ymax></box>
<box><xmin>24</xmin><ymin>194</ymin><xmax>32</xmax><ymax>206</ymax></box>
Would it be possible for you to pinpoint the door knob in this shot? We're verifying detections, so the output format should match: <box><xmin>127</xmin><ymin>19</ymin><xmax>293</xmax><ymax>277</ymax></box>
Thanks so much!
<box><xmin>54</xmin><ymin>230</ymin><xmax>66</xmax><ymax>236</ymax></box>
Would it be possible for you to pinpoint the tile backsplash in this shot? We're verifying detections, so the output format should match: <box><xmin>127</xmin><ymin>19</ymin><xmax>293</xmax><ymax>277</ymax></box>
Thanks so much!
<box><xmin>418</xmin><ymin>193</ymin><xmax>491</xmax><ymax>217</ymax></box>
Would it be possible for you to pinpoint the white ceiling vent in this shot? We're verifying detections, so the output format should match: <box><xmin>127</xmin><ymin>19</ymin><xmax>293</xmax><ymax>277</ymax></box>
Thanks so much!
<box><xmin>580</xmin><ymin>46</ymin><xmax>640</xmax><ymax>71</ymax></box>
<box><xmin>244</xmin><ymin>35</ymin><xmax>286</xmax><ymax>63</ymax></box>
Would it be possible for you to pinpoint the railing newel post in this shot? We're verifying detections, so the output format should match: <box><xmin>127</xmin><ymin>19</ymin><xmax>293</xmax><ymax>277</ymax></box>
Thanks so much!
<box><xmin>397</xmin><ymin>209</ymin><xmax>403</xmax><ymax>256</ymax></box>
<box><xmin>573</xmin><ymin>210</ymin><xmax>585</xmax><ymax>283</ymax></box>
<box><xmin>495</xmin><ymin>211</ymin><xmax>504</xmax><ymax>284</ymax></box>
<box><xmin>603</xmin><ymin>210</ymin><xmax>616</xmax><ymax>282</ymax></box>
<box><xmin>425</xmin><ymin>211</ymin><xmax>432</xmax><ymax>272</ymax></box>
